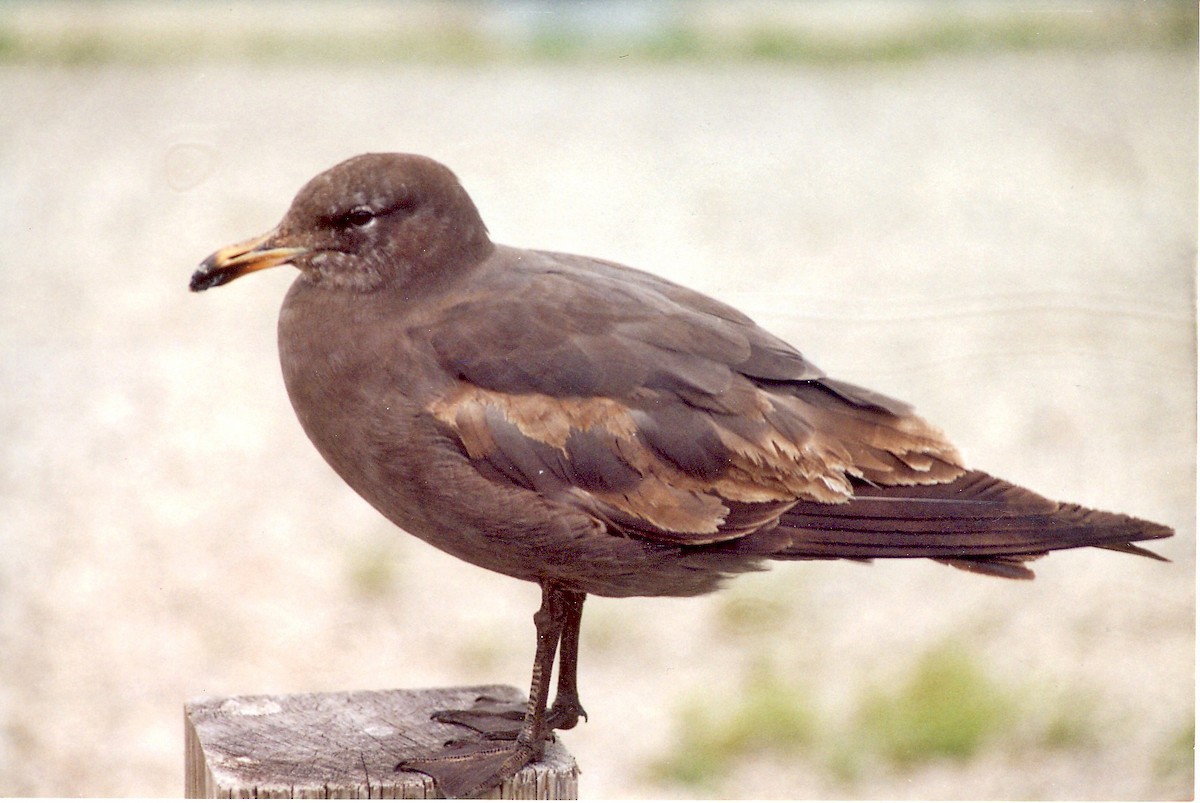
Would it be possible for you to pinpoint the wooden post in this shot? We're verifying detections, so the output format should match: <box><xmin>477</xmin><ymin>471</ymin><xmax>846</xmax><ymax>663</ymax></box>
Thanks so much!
<box><xmin>185</xmin><ymin>685</ymin><xmax>579</xmax><ymax>799</ymax></box>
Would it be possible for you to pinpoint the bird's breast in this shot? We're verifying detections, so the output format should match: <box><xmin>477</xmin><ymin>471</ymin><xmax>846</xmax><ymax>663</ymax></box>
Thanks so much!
<box><xmin>276</xmin><ymin>280</ymin><xmax>449</xmax><ymax>503</ymax></box>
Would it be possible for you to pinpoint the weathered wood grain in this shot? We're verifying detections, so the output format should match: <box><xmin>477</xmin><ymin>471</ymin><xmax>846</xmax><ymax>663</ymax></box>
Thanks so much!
<box><xmin>184</xmin><ymin>686</ymin><xmax>578</xmax><ymax>799</ymax></box>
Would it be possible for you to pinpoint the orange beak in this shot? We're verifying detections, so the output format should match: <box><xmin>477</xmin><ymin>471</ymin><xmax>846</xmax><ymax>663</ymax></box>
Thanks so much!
<box><xmin>190</xmin><ymin>230</ymin><xmax>308</xmax><ymax>292</ymax></box>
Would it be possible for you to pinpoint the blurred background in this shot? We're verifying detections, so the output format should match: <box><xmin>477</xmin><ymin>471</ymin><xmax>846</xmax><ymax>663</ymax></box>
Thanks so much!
<box><xmin>0</xmin><ymin>1</ymin><xmax>1195</xmax><ymax>798</ymax></box>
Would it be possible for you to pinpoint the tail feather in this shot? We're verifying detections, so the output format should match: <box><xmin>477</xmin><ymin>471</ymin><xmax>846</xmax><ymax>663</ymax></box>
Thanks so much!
<box><xmin>1094</xmin><ymin>541</ymin><xmax>1170</xmax><ymax>561</ymax></box>
<box><xmin>934</xmin><ymin>556</ymin><xmax>1042</xmax><ymax>580</ymax></box>
<box><xmin>770</xmin><ymin>470</ymin><xmax>1172</xmax><ymax>578</ymax></box>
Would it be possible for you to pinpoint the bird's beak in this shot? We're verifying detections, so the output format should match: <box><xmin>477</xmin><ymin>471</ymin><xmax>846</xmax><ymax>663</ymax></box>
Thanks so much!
<box><xmin>190</xmin><ymin>230</ymin><xmax>308</xmax><ymax>292</ymax></box>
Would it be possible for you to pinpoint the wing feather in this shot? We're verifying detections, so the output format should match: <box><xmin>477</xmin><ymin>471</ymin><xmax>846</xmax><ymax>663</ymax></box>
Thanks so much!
<box><xmin>420</xmin><ymin>249</ymin><xmax>1169</xmax><ymax>572</ymax></box>
<box><xmin>770</xmin><ymin>470</ymin><xmax>1172</xmax><ymax>564</ymax></box>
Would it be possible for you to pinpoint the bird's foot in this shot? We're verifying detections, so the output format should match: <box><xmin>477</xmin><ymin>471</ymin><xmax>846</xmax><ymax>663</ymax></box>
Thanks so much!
<box><xmin>432</xmin><ymin>694</ymin><xmax>587</xmax><ymax>740</ymax></box>
<box><xmin>396</xmin><ymin>736</ymin><xmax>544</xmax><ymax>799</ymax></box>
<box><xmin>546</xmin><ymin>697</ymin><xmax>587</xmax><ymax>731</ymax></box>
<box><xmin>431</xmin><ymin>695</ymin><xmax>526</xmax><ymax>739</ymax></box>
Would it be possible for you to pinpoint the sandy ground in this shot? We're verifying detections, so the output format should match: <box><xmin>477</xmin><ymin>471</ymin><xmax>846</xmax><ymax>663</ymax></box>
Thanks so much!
<box><xmin>0</xmin><ymin>45</ymin><xmax>1195</xmax><ymax>799</ymax></box>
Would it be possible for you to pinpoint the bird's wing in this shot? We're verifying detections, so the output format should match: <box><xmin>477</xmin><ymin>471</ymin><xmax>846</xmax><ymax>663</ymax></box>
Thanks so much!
<box><xmin>766</xmin><ymin>470</ymin><xmax>1173</xmax><ymax>578</ymax></box>
<box><xmin>424</xmin><ymin>251</ymin><xmax>964</xmax><ymax>546</ymax></box>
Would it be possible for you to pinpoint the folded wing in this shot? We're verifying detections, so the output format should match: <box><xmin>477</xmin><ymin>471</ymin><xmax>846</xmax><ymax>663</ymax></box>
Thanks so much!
<box><xmin>424</xmin><ymin>250</ymin><xmax>1171</xmax><ymax>575</ymax></box>
<box><xmin>768</xmin><ymin>470</ymin><xmax>1171</xmax><ymax>578</ymax></box>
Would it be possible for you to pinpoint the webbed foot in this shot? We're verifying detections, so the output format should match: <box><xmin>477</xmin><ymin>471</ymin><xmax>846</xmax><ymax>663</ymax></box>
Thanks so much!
<box><xmin>431</xmin><ymin>694</ymin><xmax>526</xmax><ymax>739</ymax></box>
<box><xmin>396</xmin><ymin>737</ymin><xmax>543</xmax><ymax>799</ymax></box>
<box><xmin>433</xmin><ymin>694</ymin><xmax>587</xmax><ymax>740</ymax></box>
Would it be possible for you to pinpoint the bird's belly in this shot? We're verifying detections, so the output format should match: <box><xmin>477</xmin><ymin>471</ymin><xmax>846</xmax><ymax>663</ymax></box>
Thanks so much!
<box><xmin>277</xmin><ymin>301</ymin><xmax>761</xmax><ymax>598</ymax></box>
<box><xmin>281</xmin><ymin>376</ymin><xmax>545</xmax><ymax>583</ymax></box>
<box><xmin>281</xmin><ymin>369</ymin><xmax>756</xmax><ymax>596</ymax></box>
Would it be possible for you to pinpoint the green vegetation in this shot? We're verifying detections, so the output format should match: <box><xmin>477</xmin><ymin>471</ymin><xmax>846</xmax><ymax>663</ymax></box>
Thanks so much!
<box><xmin>1153</xmin><ymin>720</ymin><xmax>1195</xmax><ymax>787</ymax></box>
<box><xmin>648</xmin><ymin>666</ymin><xmax>817</xmax><ymax>789</ymax></box>
<box><xmin>1032</xmin><ymin>690</ymin><xmax>1101</xmax><ymax>751</ymax></box>
<box><xmin>649</xmin><ymin>640</ymin><xmax>1117</xmax><ymax>793</ymax></box>
<box><xmin>855</xmin><ymin>644</ymin><xmax>1012</xmax><ymax>765</ymax></box>
<box><xmin>1</xmin><ymin>3</ymin><xmax>1194</xmax><ymax>66</ymax></box>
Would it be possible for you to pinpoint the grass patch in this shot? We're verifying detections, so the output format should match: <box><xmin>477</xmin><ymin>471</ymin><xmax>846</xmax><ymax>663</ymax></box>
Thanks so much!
<box><xmin>855</xmin><ymin>643</ymin><xmax>1012</xmax><ymax>765</ymax></box>
<box><xmin>1154</xmin><ymin>720</ymin><xmax>1195</xmax><ymax>786</ymax></box>
<box><xmin>1033</xmin><ymin>690</ymin><xmax>1101</xmax><ymax>750</ymax></box>
<box><xmin>648</xmin><ymin>639</ymin><xmax>1170</xmax><ymax>794</ymax></box>
<box><xmin>648</xmin><ymin>666</ymin><xmax>817</xmax><ymax>789</ymax></box>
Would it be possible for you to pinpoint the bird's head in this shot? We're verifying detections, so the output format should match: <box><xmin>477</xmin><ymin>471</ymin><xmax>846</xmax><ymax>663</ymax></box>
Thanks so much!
<box><xmin>190</xmin><ymin>153</ymin><xmax>493</xmax><ymax>294</ymax></box>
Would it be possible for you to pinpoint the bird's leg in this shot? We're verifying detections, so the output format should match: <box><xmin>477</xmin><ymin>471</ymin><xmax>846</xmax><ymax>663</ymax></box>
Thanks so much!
<box><xmin>428</xmin><ymin>587</ymin><xmax>587</xmax><ymax>739</ymax></box>
<box><xmin>396</xmin><ymin>582</ymin><xmax>571</xmax><ymax>798</ymax></box>
<box><xmin>545</xmin><ymin>588</ymin><xmax>587</xmax><ymax>731</ymax></box>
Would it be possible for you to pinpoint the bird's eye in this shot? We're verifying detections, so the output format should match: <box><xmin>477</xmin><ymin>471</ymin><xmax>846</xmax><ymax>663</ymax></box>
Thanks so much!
<box><xmin>343</xmin><ymin>207</ymin><xmax>376</xmax><ymax>228</ymax></box>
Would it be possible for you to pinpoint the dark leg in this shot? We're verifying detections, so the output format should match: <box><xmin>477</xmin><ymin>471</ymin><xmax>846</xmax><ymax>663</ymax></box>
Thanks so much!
<box><xmin>545</xmin><ymin>589</ymin><xmax>587</xmax><ymax>731</ymax></box>
<box><xmin>429</xmin><ymin>587</ymin><xmax>588</xmax><ymax>739</ymax></box>
<box><xmin>396</xmin><ymin>582</ymin><xmax>580</xmax><ymax>798</ymax></box>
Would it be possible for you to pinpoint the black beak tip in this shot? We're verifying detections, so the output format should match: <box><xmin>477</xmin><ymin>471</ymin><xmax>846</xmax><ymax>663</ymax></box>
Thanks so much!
<box><xmin>190</xmin><ymin>265</ymin><xmax>228</xmax><ymax>293</ymax></box>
